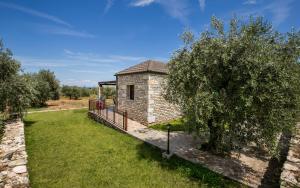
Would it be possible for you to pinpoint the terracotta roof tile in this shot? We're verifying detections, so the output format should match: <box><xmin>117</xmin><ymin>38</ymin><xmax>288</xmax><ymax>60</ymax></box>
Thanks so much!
<box><xmin>115</xmin><ymin>60</ymin><xmax>168</xmax><ymax>75</ymax></box>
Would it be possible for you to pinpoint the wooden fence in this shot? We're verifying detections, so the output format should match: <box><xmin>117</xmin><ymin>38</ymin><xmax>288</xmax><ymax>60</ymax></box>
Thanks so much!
<box><xmin>88</xmin><ymin>99</ymin><xmax>128</xmax><ymax>131</ymax></box>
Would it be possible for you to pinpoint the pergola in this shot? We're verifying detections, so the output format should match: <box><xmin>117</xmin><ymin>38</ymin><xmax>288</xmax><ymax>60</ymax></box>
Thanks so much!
<box><xmin>98</xmin><ymin>80</ymin><xmax>116</xmax><ymax>99</ymax></box>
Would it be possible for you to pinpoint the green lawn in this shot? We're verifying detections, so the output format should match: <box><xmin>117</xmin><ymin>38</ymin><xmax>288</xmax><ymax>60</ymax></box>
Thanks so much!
<box><xmin>24</xmin><ymin>109</ymin><xmax>241</xmax><ymax>188</ymax></box>
<box><xmin>150</xmin><ymin>118</ymin><xmax>187</xmax><ymax>132</ymax></box>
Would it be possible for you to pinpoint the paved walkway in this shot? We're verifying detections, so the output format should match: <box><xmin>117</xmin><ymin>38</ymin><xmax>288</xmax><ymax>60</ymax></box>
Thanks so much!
<box><xmin>89</xmin><ymin>110</ymin><xmax>273</xmax><ymax>187</ymax></box>
<box><xmin>125</xmin><ymin>118</ymin><xmax>269</xmax><ymax>188</ymax></box>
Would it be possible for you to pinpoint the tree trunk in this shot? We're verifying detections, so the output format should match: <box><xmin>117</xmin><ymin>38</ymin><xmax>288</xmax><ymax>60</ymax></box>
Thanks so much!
<box><xmin>207</xmin><ymin>118</ymin><xmax>225</xmax><ymax>153</ymax></box>
<box><xmin>207</xmin><ymin>119</ymin><xmax>217</xmax><ymax>150</ymax></box>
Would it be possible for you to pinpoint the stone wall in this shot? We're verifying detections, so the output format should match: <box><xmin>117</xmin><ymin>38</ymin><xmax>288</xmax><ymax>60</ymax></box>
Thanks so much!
<box><xmin>117</xmin><ymin>73</ymin><xmax>181</xmax><ymax>125</ymax></box>
<box><xmin>280</xmin><ymin>122</ymin><xmax>300</xmax><ymax>188</ymax></box>
<box><xmin>148</xmin><ymin>73</ymin><xmax>181</xmax><ymax>124</ymax></box>
<box><xmin>0</xmin><ymin>120</ymin><xmax>29</xmax><ymax>187</ymax></box>
<box><xmin>117</xmin><ymin>73</ymin><xmax>149</xmax><ymax>125</ymax></box>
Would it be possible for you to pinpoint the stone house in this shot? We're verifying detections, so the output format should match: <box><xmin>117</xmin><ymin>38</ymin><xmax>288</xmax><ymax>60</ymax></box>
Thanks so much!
<box><xmin>99</xmin><ymin>60</ymin><xmax>181</xmax><ymax>125</ymax></box>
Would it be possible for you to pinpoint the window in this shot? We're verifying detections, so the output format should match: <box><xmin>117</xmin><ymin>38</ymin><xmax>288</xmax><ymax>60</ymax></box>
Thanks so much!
<box><xmin>127</xmin><ymin>85</ymin><xmax>134</xmax><ymax>100</ymax></box>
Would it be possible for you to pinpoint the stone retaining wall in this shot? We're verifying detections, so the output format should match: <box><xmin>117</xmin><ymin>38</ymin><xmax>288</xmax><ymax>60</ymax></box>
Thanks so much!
<box><xmin>0</xmin><ymin>120</ymin><xmax>29</xmax><ymax>188</ymax></box>
<box><xmin>280</xmin><ymin>122</ymin><xmax>300</xmax><ymax>187</ymax></box>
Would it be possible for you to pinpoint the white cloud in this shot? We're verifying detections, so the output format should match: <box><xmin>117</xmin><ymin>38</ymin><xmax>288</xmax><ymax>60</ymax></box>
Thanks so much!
<box><xmin>39</xmin><ymin>25</ymin><xmax>96</xmax><ymax>38</ymax></box>
<box><xmin>62</xmin><ymin>79</ymin><xmax>98</xmax><ymax>87</ymax></box>
<box><xmin>16</xmin><ymin>56</ymin><xmax>70</xmax><ymax>68</ymax></box>
<box><xmin>0</xmin><ymin>2</ymin><xmax>71</xmax><ymax>27</ymax></box>
<box><xmin>64</xmin><ymin>49</ymin><xmax>146</xmax><ymax>63</ymax></box>
<box><xmin>265</xmin><ymin>0</ymin><xmax>293</xmax><ymax>26</ymax></box>
<box><xmin>198</xmin><ymin>0</ymin><xmax>205</xmax><ymax>12</ymax></box>
<box><xmin>243</xmin><ymin>0</ymin><xmax>257</xmax><ymax>5</ymax></box>
<box><xmin>131</xmin><ymin>0</ymin><xmax>156</xmax><ymax>7</ymax></box>
<box><xmin>17</xmin><ymin>51</ymin><xmax>168</xmax><ymax>87</ymax></box>
<box><xmin>104</xmin><ymin>0</ymin><xmax>114</xmax><ymax>14</ymax></box>
<box><xmin>0</xmin><ymin>2</ymin><xmax>97</xmax><ymax>39</ymax></box>
<box><xmin>234</xmin><ymin>0</ymin><xmax>294</xmax><ymax>26</ymax></box>
<box><xmin>130</xmin><ymin>0</ymin><xmax>190</xmax><ymax>24</ymax></box>
<box><xmin>70</xmin><ymin>70</ymin><xmax>109</xmax><ymax>74</ymax></box>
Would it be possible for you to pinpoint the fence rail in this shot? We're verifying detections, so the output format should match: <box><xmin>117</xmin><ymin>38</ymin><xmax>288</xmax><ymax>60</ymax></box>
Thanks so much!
<box><xmin>88</xmin><ymin>99</ymin><xmax>128</xmax><ymax>131</ymax></box>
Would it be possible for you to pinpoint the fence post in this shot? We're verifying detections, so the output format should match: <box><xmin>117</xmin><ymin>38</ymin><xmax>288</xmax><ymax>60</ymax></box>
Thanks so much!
<box><xmin>92</xmin><ymin>100</ymin><xmax>95</xmax><ymax>112</ymax></box>
<box><xmin>122</xmin><ymin>112</ymin><xmax>125</xmax><ymax>130</ymax></box>
<box><xmin>124</xmin><ymin>110</ymin><xmax>128</xmax><ymax>131</ymax></box>
<box><xmin>93</xmin><ymin>100</ymin><xmax>95</xmax><ymax>112</ymax></box>
<box><xmin>98</xmin><ymin>101</ymin><xmax>100</xmax><ymax>115</ymax></box>
<box><xmin>106</xmin><ymin>108</ymin><xmax>108</xmax><ymax>120</ymax></box>
<box><xmin>113</xmin><ymin>107</ymin><xmax>115</xmax><ymax>123</ymax></box>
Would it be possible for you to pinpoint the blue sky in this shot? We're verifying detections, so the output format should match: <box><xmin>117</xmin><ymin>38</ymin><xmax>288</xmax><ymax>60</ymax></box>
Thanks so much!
<box><xmin>0</xmin><ymin>0</ymin><xmax>299</xmax><ymax>86</ymax></box>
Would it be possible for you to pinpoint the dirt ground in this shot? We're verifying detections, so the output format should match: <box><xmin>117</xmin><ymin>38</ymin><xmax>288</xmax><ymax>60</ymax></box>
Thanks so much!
<box><xmin>28</xmin><ymin>97</ymin><xmax>91</xmax><ymax>112</ymax></box>
<box><xmin>47</xmin><ymin>97</ymin><xmax>90</xmax><ymax>108</ymax></box>
<box><xmin>29</xmin><ymin>97</ymin><xmax>115</xmax><ymax>112</ymax></box>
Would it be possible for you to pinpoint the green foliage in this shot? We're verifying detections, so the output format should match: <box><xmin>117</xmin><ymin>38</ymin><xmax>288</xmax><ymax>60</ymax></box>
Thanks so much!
<box><xmin>26</xmin><ymin>70</ymin><xmax>60</xmax><ymax>107</ymax></box>
<box><xmin>102</xmin><ymin>87</ymin><xmax>116</xmax><ymax>99</ymax></box>
<box><xmin>150</xmin><ymin>119</ymin><xmax>186</xmax><ymax>132</ymax></box>
<box><xmin>0</xmin><ymin>40</ymin><xmax>34</xmax><ymax>117</ymax></box>
<box><xmin>61</xmin><ymin>85</ymin><xmax>97</xmax><ymax>99</ymax></box>
<box><xmin>165</xmin><ymin>16</ymin><xmax>300</xmax><ymax>154</ymax></box>
<box><xmin>61</xmin><ymin>85</ymin><xmax>75</xmax><ymax>99</ymax></box>
<box><xmin>37</xmin><ymin>70</ymin><xmax>60</xmax><ymax>100</ymax></box>
<box><xmin>80</xmin><ymin>87</ymin><xmax>90</xmax><ymax>97</ymax></box>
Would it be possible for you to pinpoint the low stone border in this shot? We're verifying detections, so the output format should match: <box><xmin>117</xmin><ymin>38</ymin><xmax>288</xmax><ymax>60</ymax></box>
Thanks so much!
<box><xmin>0</xmin><ymin>120</ymin><xmax>29</xmax><ymax>188</ymax></box>
<box><xmin>280</xmin><ymin>123</ymin><xmax>300</xmax><ymax>187</ymax></box>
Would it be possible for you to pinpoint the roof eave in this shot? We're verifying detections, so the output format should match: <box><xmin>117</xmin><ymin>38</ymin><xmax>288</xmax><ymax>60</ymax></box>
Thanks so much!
<box><xmin>115</xmin><ymin>70</ymin><xmax>168</xmax><ymax>76</ymax></box>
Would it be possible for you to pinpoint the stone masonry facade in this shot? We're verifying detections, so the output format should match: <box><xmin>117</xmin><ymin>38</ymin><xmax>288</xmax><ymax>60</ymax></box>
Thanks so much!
<box><xmin>0</xmin><ymin>120</ymin><xmax>30</xmax><ymax>188</ymax></box>
<box><xmin>280</xmin><ymin>122</ymin><xmax>300</xmax><ymax>188</ymax></box>
<box><xmin>148</xmin><ymin>73</ymin><xmax>181</xmax><ymax>124</ymax></box>
<box><xmin>117</xmin><ymin>72</ymin><xmax>181</xmax><ymax>125</ymax></box>
<box><xmin>117</xmin><ymin>73</ymin><xmax>149</xmax><ymax>125</ymax></box>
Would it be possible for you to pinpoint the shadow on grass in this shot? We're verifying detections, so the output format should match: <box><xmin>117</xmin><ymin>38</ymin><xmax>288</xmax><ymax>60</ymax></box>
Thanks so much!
<box><xmin>24</xmin><ymin>120</ymin><xmax>37</xmax><ymax>127</ymax></box>
<box><xmin>135</xmin><ymin>142</ymin><xmax>243</xmax><ymax>188</ymax></box>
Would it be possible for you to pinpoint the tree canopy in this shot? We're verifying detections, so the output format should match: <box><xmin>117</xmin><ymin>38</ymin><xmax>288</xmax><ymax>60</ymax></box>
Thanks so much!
<box><xmin>165</xmin><ymin>17</ymin><xmax>300</xmax><ymax>154</ymax></box>
<box><xmin>61</xmin><ymin>85</ymin><xmax>96</xmax><ymax>100</ymax></box>
<box><xmin>27</xmin><ymin>70</ymin><xmax>60</xmax><ymax>107</ymax></box>
<box><xmin>0</xmin><ymin>40</ymin><xmax>34</xmax><ymax>117</ymax></box>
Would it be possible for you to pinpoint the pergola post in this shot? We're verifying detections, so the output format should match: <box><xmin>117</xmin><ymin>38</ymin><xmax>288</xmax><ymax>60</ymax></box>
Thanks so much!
<box><xmin>98</xmin><ymin>85</ymin><xmax>103</xmax><ymax>99</ymax></box>
<box><xmin>97</xmin><ymin>81</ymin><xmax>116</xmax><ymax>100</ymax></box>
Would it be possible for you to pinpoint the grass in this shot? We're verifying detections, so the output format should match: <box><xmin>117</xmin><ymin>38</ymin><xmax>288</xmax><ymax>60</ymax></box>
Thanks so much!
<box><xmin>150</xmin><ymin>118</ymin><xmax>187</xmax><ymax>132</ymax></box>
<box><xmin>24</xmin><ymin>109</ymin><xmax>241</xmax><ymax>188</ymax></box>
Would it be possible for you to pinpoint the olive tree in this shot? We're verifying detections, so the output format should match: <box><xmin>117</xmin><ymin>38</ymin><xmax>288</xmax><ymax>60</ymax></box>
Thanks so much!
<box><xmin>37</xmin><ymin>70</ymin><xmax>60</xmax><ymax>100</ymax></box>
<box><xmin>25</xmin><ymin>69</ymin><xmax>60</xmax><ymax>107</ymax></box>
<box><xmin>61</xmin><ymin>85</ymin><xmax>81</xmax><ymax>99</ymax></box>
<box><xmin>0</xmin><ymin>40</ymin><xmax>34</xmax><ymax>117</ymax></box>
<box><xmin>165</xmin><ymin>17</ymin><xmax>300</xmax><ymax>154</ymax></box>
